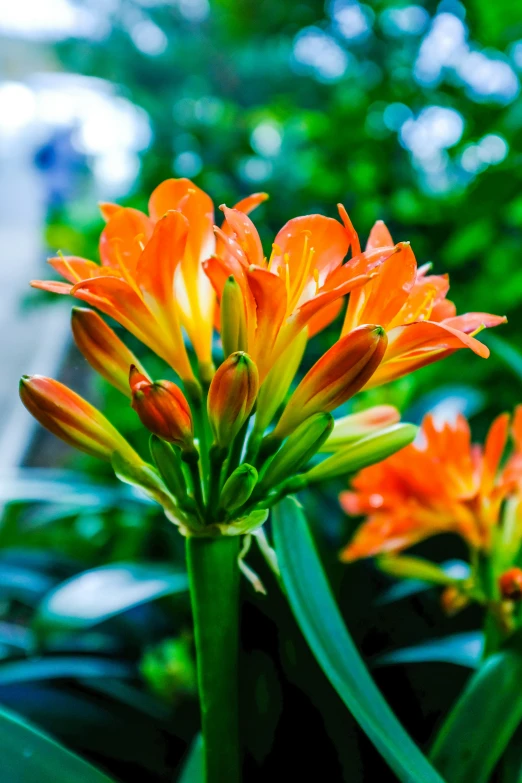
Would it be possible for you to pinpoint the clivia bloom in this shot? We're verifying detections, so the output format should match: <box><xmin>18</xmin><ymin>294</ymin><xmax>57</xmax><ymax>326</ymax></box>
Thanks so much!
<box><xmin>340</xmin><ymin>410</ymin><xmax>520</xmax><ymax>561</ymax></box>
<box><xmin>205</xmin><ymin>204</ymin><xmax>404</xmax><ymax>382</ymax></box>
<box><xmin>341</xmin><ymin>220</ymin><xmax>507</xmax><ymax>388</ymax></box>
<box><xmin>22</xmin><ymin>174</ymin><xmax>506</xmax><ymax>541</ymax></box>
<box><xmin>32</xmin><ymin>179</ymin><xmax>267</xmax><ymax>386</ymax></box>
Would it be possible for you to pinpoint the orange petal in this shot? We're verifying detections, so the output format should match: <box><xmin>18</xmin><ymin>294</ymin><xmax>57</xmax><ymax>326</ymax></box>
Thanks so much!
<box><xmin>99</xmin><ymin>202</ymin><xmax>121</xmax><ymax>222</ymax></box>
<box><xmin>365</xmin><ymin>220</ymin><xmax>394</xmax><ymax>251</ymax></box>
<box><xmin>135</xmin><ymin>210</ymin><xmax>189</xmax><ymax>308</ymax></box>
<box><xmin>47</xmin><ymin>256</ymin><xmax>115</xmax><ymax>284</ymax></box>
<box><xmin>443</xmin><ymin>313</ymin><xmax>507</xmax><ymax>334</ymax></box>
<box><xmin>71</xmin><ymin>307</ymin><xmax>149</xmax><ymax>397</ymax></box>
<box><xmin>342</xmin><ymin>243</ymin><xmax>417</xmax><ymax>333</ymax></box>
<box><xmin>245</xmin><ymin>266</ymin><xmax>288</xmax><ymax>379</ymax></box>
<box><xmin>337</xmin><ymin>204</ymin><xmax>361</xmax><ymax>257</ymax></box>
<box><xmin>148</xmin><ymin>177</ymin><xmax>214</xmax><ymax>266</ymax></box>
<box><xmin>271</xmin><ymin>214</ymin><xmax>350</xmax><ymax>283</ymax></box>
<box><xmin>481</xmin><ymin>412</ymin><xmax>510</xmax><ymax>495</ymax></box>
<box><xmin>232</xmin><ymin>192</ymin><xmax>268</xmax><ymax>214</ymax></box>
<box><xmin>31</xmin><ymin>280</ymin><xmax>73</xmax><ymax>295</ymax></box>
<box><xmin>220</xmin><ymin>206</ymin><xmax>264</xmax><ymax>267</ymax></box>
<box><xmin>99</xmin><ymin>207</ymin><xmax>153</xmax><ymax>276</ymax></box>
<box><xmin>307</xmin><ymin>298</ymin><xmax>343</xmax><ymax>338</ymax></box>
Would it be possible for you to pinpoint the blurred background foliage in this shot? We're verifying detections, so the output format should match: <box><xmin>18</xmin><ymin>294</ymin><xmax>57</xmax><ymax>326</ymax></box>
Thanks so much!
<box><xmin>2</xmin><ymin>0</ymin><xmax>522</xmax><ymax>780</ymax></box>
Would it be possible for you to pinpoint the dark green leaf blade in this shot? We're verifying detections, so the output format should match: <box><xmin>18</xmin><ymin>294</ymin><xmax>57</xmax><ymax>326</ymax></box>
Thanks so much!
<box><xmin>178</xmin><ymin>734</ymin><xmax>204</xmax><ymax>782</ymax></box>
<box><xmin>272</xmin><ymin>496</ymin><xmax>445</xmax><ymax>783</ymax></box>
<box><xmin>430</xmin><ymin>628</ymin><xmax>522</xmax><ymax>783</ymax></box>
<box><xmin>0</xmin><ymin>704</ymin><xmax>116</xmax><ymax>782</ymax></box>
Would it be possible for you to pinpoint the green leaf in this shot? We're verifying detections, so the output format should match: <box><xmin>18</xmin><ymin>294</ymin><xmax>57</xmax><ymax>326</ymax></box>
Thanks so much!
<box><xmin>0</xmin><ymin>704</ymin><xmax>116</xmax><ymax>782</ymax></box>
<box><xmin>430</xmin><ymin>628</ymin><xmax>522</xmax><ymax>783</ymax></box>
<box><xmin>486</xmin><ymin>335</ymin><xmax>522</xmax><ymax>382</ymax></box>
<box><xmin>0</xmin><ymin>656</ymin><xmax>133</xmax><ymax>684</ymax></box>
<box><xmin>35</xmin><ymin>563</ymin><xmax>188</xmax><ymax>634</ymax></box>
<box><xmin>272</xmin><ymin>497</ymin><xmax>445</xmax><ymax>783</ymax></box>
<box><xmin>376</xmin><ymin>632</ymin><xmax>484</xmax><ymax>669</ymax></box>
<box><xmin>178</xmin><ymin>734</ymin><xmax>204</xmax><ymax>782</ymax></box>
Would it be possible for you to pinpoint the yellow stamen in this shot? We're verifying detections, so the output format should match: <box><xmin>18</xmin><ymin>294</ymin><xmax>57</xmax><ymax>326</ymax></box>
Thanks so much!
<box><xmin>58</xmin><ymin>250</ymin><xmax>82</xmax><ymax>283</ymax></box>
<box><xmin>267</xmin><ymin>242</ymin><xmax>283</xmax><ymax>271</ymax></box>
<box><xmin>111</xmin><ymin>239</ymin><xmax>143</xmax><ymax>298</ymax></box>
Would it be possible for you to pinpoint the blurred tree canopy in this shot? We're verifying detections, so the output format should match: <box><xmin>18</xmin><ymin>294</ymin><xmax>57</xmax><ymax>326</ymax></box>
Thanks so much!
<box><xmin>51</xmin><ymin>0</ymin><xmax>522</xmax><ymax>422</ymax></box>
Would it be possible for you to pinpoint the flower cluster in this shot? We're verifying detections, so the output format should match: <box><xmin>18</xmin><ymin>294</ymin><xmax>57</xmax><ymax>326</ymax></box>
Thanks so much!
<box><xmin>21</xmin><ymin>177</ymin><xmax>504</xmax><ymax>539</ymax></box>
<box><xmin>341</xmin><ymin>410</ymin><xmax>522</xmax><ymax>630</ymax></box>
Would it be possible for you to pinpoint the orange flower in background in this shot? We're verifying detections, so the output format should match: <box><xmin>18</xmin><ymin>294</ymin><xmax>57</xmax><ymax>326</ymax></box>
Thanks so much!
<box><xmin>205</xmin><ymin>204</ymin><xmax>402</xmax><ymax>381</ymax></box>
<box><xmin>340</xmin><ymin>410</ymin><xmax>520</xmax><ymax>561</ymax></box>
<box><xmin>341</xmin><ymin>220</ymin><xmax>507</xmax><ymax>388</ymax></box>
<box><xmin>32</xmin><ymin>178</ymin><xmax>267</xmax><ymax>386</ymax></box>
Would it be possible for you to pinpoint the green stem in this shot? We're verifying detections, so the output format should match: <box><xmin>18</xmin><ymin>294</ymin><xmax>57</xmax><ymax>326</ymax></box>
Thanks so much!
<box><xmin>186</xmin><ymin>536</ymin><xmax>241</xmax><ymax>783</ymax></box>
<box><xmin>188</xmin><ymin>390</ymin><xmax>211</xmax><ymax>492</ymax></box>
<box><xmin>207</xmin><ymin>445</ymin><xmax>226</xmax><ymax>522</ymax></box>
<box><xmin>225</xmin><ymin>418</ymin><xmax>250</xmax><ymax>479</ymax></box>
<box><xmin>183</xmin><ymin>453</ymin><xmax>205</xmax><ymax>520</ymax></box>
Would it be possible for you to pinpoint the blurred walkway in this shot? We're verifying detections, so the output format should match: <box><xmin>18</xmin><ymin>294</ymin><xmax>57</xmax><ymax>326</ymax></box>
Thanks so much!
<box><xmin>0</xmin><ymin>138</ymin><xmax>69</xmax><ymax>470</ymax></box>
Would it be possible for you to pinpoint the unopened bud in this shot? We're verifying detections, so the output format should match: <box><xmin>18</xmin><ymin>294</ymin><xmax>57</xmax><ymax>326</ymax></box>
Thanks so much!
<box><xmin>260</xmin><ymin>413</ymin><xmax>334</xmax><ymax>490</ymax></box>
<box><xmin>499</xmin><ymin>568</ymin><xmax>522</xmax><ymax>601</ymax></box>
<box><xmin>304</xmin><ymin>423</ymin><xmax>417</xmax><ymax>483</ymax></box>
<box><xmin>273</xmin><ymin>326</ymin><xmax>387</xmax><ymax>439</ymax></box>
<box><xmin>207</xmin><ymin>352</ymin><xmax>259</xmax><ymax>448</ymax></box>
<box><xmin>441</xmin><ymin>586</ymin><xmax>470</xmax><ymax>616</ymax></box>
<box><xmin>72</xmin><ymin>307</ymin><xmax>149</xmax><ymax>397</ymax></box>
<box><xmin>130</xmin><ymin>366</ymin><xmax>194</xmax><ymax>451</ymax></box>
<box><xmin>221</xmin><ymin>276</ymin><xmax>248</xmax><ymax>357</ymax></box>
<box><xmin>19</xmin><ymin>374</ymin><xmax>140</xmax><ymax>464</ymax></box>
<box><xmin>322</xmin><ymin>405</ymin><xmax>400</xmax><ymax>451</ymax></box>
<box><xmin>220</xmin><ymin>464</ymin><xmax>258</xmax><ymax>512</ymax></box>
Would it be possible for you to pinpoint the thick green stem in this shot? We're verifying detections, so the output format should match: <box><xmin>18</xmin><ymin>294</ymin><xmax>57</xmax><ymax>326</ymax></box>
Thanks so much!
<box><xmin>207</xmin><ymin>445</ymin><xmax>226</xmax><ymax>522</ymax></box>
<box><xmin>186</xmin><ymin>536</ymin><xmax>241</xmax><ymax>783</ymax></box>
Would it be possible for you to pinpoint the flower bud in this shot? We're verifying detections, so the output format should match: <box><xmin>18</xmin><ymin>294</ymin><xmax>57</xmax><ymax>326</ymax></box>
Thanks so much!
<box><xmin>321</xmin><ymin>405</ymin><xmax>400</xmax><ymax>451</ymax></box>
<box><xmin>71</xmin><ymin>307</ymin><xmax>149</xmax><ymax>397</ymax></box>
<box><xmin>220</xmin><ymin>464</ymin><xmax>258</xmax><ymax>512</ymax></box>
<box><xmin>304</xmin><ymin>423</ymin><xmax>417</xmax><ymax>483</ymax></box>
<box><xmin>499</xmin><ymin>568</ymin><xmax>522</xmax><ymax>601</ymax></box>
<box><xmin>441</xmin><ymin>586</ymin><xmax>470</xmax><ymax>616</ymax></box>
<box><xmin>207</xmin><ymin>352</ymin><xmax>259</xmax><ymax>448</ymax></box>
<box><xmin>272</xmin><ymin>325</ymin><xmax>387</xmax><ymax>439</ymax></box>
<box><xmin>221</xmin><ymin>276</ymin><xmax>247</xmax><ymax>357</ymax></box>
<box><xmin>260</xmin><ymin>413</ymin><xmax>334</xmax><ymax>490</ymax></box>
<box><xmin>130</xmin><ymin>366</ymin><xmax>194</xmax><ymax>451</ymax></box>
<box><xmin>19</xmin><ymin>375</ymin><xmax>140</xmax><ymax>463</ymax></box>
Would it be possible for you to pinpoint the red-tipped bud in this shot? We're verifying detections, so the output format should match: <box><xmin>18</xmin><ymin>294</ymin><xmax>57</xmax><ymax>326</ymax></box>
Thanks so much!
<box><xmin>207</xmin><ymin>352</ymin><xmax>259</xmax><ymax>448</ymax></box>
<box><xmin>129</xmin><ymin>366</ymin><xmax>194</xmax><ymax>450</ymax></box>
<box><xmin>72</xmin><ymin>307</ymin><xmax>149</xmax><ymax>397</ymax></box>
<box><xmin>19</xmin><ymin>374</ymin><xmax>139</xmax><ymax>463</ymax></box>
<box><xmin>273</xmin><ymin>325</ymin><xmax>387</xmax><ymax>439</ymax></box>
<box><xmin>441</xmin><ymin>586</ymin><xmax>470</xmax><ymax>616</ymax></box>
<box><xmin>499</xmin><ymin>568</ymin><xmax>522</xmax><ymax>601</ymax></box>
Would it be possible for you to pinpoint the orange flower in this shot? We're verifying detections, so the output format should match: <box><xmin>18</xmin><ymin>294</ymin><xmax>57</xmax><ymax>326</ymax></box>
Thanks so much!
<box><xmin>341</xmin><ymin>221</ymin><xmax>506</xmax><ymax>387</ymax></box>
<box><xmin>340</xmin><ymin>411</ymin><xmax>517</xmax><ymax>561</ymax></box>
<box><xmin>205</xmin><ymin>204</ymin><xmax>401</xmax><ymax>381</ymax></box>
<box><xmin>32</xmin><ymin>179</ymin><xmax>267</xmax><ymax>386</ymax></box>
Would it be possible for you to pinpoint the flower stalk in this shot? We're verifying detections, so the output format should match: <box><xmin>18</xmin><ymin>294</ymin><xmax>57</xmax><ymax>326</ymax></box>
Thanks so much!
<box><xmin>186</xmin><ymin>535</ymin><xmax>241</xmax><ymax>783</ymax></box>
